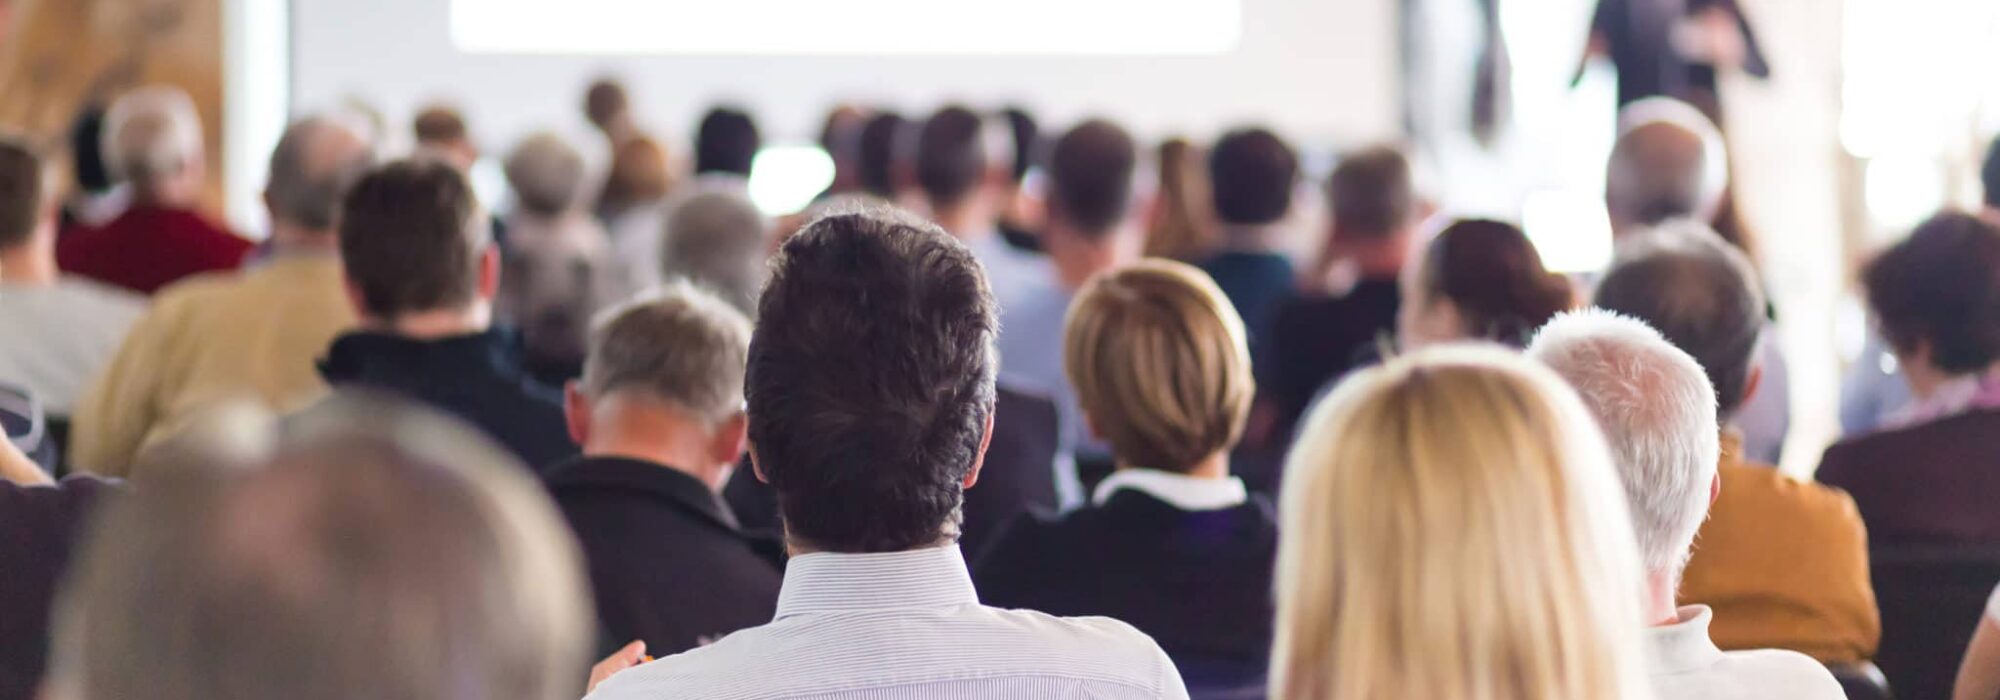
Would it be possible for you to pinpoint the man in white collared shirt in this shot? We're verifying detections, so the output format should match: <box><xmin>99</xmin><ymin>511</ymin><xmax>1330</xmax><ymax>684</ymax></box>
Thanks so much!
<box><xmin>586</xmin><ymin>209</ymin><xmax>1186</xmax><ymax>700</ymax></box>
<box><xmin>1530</xmin><ymin>310</ymin><xmax>1844</xmax><ymax>700</ymax></box>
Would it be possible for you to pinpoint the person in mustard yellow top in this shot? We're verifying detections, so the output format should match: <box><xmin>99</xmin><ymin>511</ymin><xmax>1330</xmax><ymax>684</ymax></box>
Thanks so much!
<box><xmin>69</xmin><ymin>118</ymin><xmax>373</xmax><ymax>476</ymax></box>
<box><xmin>1594</xmin><ymin>221</ymin><xmax>1878</xmax><ymax>664</ymax></box>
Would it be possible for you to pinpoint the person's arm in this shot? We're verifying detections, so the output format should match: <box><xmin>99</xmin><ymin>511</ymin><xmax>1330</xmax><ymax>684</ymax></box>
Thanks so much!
<box><xmin>585</xmin><ymin>640</ymin><xmax>649</xmax><ymax>696</ymax></box>
<box><xmin>0</xmin><ymin>432</ymin><xmax>52</xmax><ymax>485</ymax></box>
<box><xmin>1956</xmin><ymin>614</ymin><xmax>2000</xmax><ymax>700</ymax></box>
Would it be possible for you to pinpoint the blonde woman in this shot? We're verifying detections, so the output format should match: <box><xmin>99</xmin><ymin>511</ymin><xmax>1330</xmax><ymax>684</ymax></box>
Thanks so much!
<box><xmin>976</xmin><ymin>259</ymin><xmax>1276</xmax><ymax>695</ymax></box>
<box><xmin>1272</xmin><ymin>346</ymin><xmax>1653</xmax><ymax>700</ymax></box>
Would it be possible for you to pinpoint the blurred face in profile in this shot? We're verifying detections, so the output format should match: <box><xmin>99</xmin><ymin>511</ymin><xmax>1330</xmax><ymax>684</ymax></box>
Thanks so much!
<box><xmin>1397</xmin><ymin>250</ymin><xmax>1461</xmax><ymax>350</ymax></box>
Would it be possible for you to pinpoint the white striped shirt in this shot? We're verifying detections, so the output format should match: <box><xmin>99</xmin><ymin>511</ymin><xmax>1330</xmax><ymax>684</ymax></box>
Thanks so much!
<box><xmin>586</xmin><ymin>545</ymin><xmax>1190</xmax><ymax>700</ymax></box>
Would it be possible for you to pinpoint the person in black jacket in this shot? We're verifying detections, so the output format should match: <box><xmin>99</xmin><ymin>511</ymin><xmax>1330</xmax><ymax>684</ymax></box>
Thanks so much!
<box><xmin>546</xmin><ymin>284</ymin><xmax>782</xmax><ymax>657</ymax></box>
<box><xmin>320</xmin><ymin>159</ymin><xmax>575</xmax><ymax>470</ymax></box>
<box><xmin>976</xmin><ymin>260</ymin><xmax>1278</xmax><ymax>697</ymax></box>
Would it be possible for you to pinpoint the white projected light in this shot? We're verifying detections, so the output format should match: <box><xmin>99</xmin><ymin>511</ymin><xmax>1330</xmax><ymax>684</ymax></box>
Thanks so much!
<box><xmin>1521</xmin><ymin>189</ymin><xmax>1613</xmax><ymax>274</ymax></box>
<box><xmin>452</xmin><ymin>0</ymin><xmax>1242</xmax><ymax>55</ymax></box>
<box><xmin>748</xmin><ymin>146</ymin><xmax>837</xmax><ymax>217</ymax></box>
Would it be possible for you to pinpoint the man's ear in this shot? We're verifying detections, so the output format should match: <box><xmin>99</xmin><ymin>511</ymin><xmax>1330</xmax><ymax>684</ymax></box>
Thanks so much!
<box><xmin>1709</xmin><ymin>471</ymin><xmax>1722</xmax><ymax>508</ymax></box>
<box><xmin>710</xmin><ymin>412</ymin><xmax>749</xmax><ymax>467</ymax></box>
<box><xmin>963</xmin><ymin>406</ymin><xmax>995</xmax><ymax>491</ymax></box>
<box><xmin>476</xmin><ymin>246</ymin><xmax>501</xmax><ymax>301</ymax></box>
<box><xmin>562</xmin><ymin>382</ymin><xmax>591</xmax><ymax>447</ymax></box>
<box><xmin>1740</xmin><ymin>364</ymin><xmax>1763</xmax><ymax>407</ymax></box>
<box><xmin>748</xmin><ymin>442</ymin><xmax>769</xmax><ymax>484</ymax></box>
<box><xmin>343</xmin><ymin>280</ymin><xmax>370</xmax><ymax>318</ymax></box>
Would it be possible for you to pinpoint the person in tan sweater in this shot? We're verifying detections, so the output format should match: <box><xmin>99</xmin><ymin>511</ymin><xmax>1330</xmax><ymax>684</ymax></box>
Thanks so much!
<box><xmin>70</xmin><ymin>117</ymin><xmax>373</xmax><ymax>475</ymax></box>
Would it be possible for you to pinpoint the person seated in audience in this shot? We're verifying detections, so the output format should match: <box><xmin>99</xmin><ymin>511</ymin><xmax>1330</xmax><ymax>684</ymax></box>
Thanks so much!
<box><xmin>1608</xmin><ymin>98</ymin><xmax>1794</xmax><ymax>464</ymax></box>
<box><xmin>1529</xmin><ymin>310</ymin><xmax>1847</xmax><ymax>698</ymax></box>
<box><xmin>1819</xmin><ymin>212</ymin><xmax>2000</xmax><ymax>545</ymax></box>
<box><xmin>585</xmin><ymin>210</ymin><xmax>1187</xmax><ymax>700</ymax></box>
<box><xmin>856</xmin><ymin>111</ymin><xmax>908</xmax><ymax>202</ymax></box>
<box><xmin>549</xmin><ymin>285</ymin><xmax>781</xmax><ymax>658</ymax></box>
<box><xmin>413</xmin><ymin>104</ymin><xmax>480</xmax><ymax>173</ymax></box>
<box><xmin>977</xmin><ymin>260</ymin><xmax>1276</xmax><ymax>695</ymax></box>
<box><xmin>1271</xmin><ymin>346</ymin><xmax>1650</xmax><ymax>700</ymax></box>
<box><xmin>599</xmin><ymin>135</ymin><xmax>674</xmax><ymax>232</ymax></box>
<box><xmin>996</xmin><ymin>106</ymin><xmax>1046</xmax><ymax>253</ymax></box>
<box><xmin>0</xmin><ymin>428</ymin><xmax>115</xmax><ymax>700</ymax></box>
<box><xmin>57</xmin><ymin>86</ymin><xmax>252</xmax><ymax>295</ymax></box>
<box><xmin>586</xmin><ymin>77</ymin><xmax>639</xmax><ymax>149</ymax></box>
<box><xmin>47</xmin><ymin>395</ymin><xmax>593</xmax><ymax>700</ymax></box>
<box><xmin>1196</xmin><ymin>127</ymin><xmax>1299</xmax><ymax>355</ymax></box>
<box><xmin>497</xmin><ymin>132</ymin><xmax>613</xmax><ymax>382</ymax></box>
<box><xmin>694</xmin><ymin>107</ymin><xmax>759</xmax><ymax>181</ymax></box>
<box><xmin>914</xmin><ymin>105</ymin><xmax>1050</xmax><ymax>305</ymax></box>
<box><xmin>815</xmin><ymin>104</ymin><xmax>869</xmax><ymax>200</ymax></box>
<box><xmin>59</xmin><ymin>107</ymin><xmax>129</xmax><ymax>231</ymax></box>
<box><xmin>1264</xmin><ymin>145</ymin><xmax>1421</xmax><ymax>440</ymax></box>
<box><xmin>1142</xmin><ymin>138</ymin><xmax>1216</xmax><ymax>263</ymax></box>
<box><xmin>319</xmin><ymin>159</ymin><xmax>575</xmax><ymax>470</ymax></box>
<box><xmin>72</xmin><ymin>117</ymin><xmax>372</xmax><ymax>476</ymax></box>
<box><xmin>0</xmin><ymin>137</ymin><xmax>145</xmax><ymax>427</ymax></box>
<box><xmin>659</xmin><ymin>190</ymin><xmax>768</xmax><ymax>316</ymax></box>
<box><xmin>1594</xmin><ymin>223</ymin><xmax>1877</xmax><ymax>664</ymax></box>
<box><xmin>1397</xmin><ymin>218</ymin><xmax>1572</xmax><ymax>350</ymax></box>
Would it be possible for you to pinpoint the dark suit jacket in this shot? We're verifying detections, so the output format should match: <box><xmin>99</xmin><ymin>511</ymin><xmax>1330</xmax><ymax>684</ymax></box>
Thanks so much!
<box><xmin>319</xmin><ymin>330</ymin><xmax>576</xmax><ymax>471</ymax></box>
<box><xmin>973</xmin><ymin>488</ymin><xmax>1280</xmax><ymax>693</ymax></box>
<box><xmin>547</xmin><ymin>456</ymin><xmax>783</xmax><ymax>656</ymax></box>
<box><xmin>0</xmin><ymin>476</ymin><xmax>116</xmax><ymax>700</ymax></box>
<box><xmin>1818</xmin><ymin>409</ymin><xmax>2000</xmax><ymax>546</ymax></box>
<box><xmin>723</xmin><ymin>385</ymin><xmax>1061</xmax><ymax>555</ymax></box>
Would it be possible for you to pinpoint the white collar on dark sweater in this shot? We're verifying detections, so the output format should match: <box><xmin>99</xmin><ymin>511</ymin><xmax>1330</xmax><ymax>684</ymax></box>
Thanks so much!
<box><xmin>1092</xmin><ymin>469</ymin><xmax>1248</xmax><ymax>511</ymax></box>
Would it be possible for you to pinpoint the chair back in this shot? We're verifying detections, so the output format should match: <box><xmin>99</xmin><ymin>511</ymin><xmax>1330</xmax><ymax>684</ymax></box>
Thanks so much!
<box><xmin>1827</xmin><ymin>661</ymin><xmax>1893</xmax><ymax>700</ymax></box>
<box><xmin>1871</xmin><ymin>546</ymin><xmax>2000</xmax><ymax>700</ymax></box>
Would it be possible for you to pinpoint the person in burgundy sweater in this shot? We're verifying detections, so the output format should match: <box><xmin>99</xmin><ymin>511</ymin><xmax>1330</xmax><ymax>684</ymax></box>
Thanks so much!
<box><xmin>57</xmin><ymin>86</ymin><xmax>252</xmax><ymax>295</ymax></box>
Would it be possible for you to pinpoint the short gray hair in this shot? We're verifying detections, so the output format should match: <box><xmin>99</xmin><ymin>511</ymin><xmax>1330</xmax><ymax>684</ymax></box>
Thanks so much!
<box><xmin>662</xmin><ymin>190</ymin><xmax>769</xmax><ymax>315</ymax></box>
<box><xmin>103</xmin><ymin>85</ymin><xmax>204</xmax><ymax>190</ymax></box>
<box><xmin>1605</xmin><ymin>98</ymin><xmax>1728</xmax><ymax>232</ymax></box>
<box><xmin>266</xmin><ymin>117</ymin><xmax>375</xmax><ymax>231</ymax></box>
<box><xmin>50</xmin><ymin>394</ymin><xmax>593</xmax><ymax>700</ymax></box>
<box><xmin>582</xmin><ymin>283</ymin><xmax>753</xmax><ymax>424</ymax></box>
<box><xmin>1528</xmin><ymin>309</ymin><xmax>1719</xmax><ymax>577</ymax></box>
<box><xmin>504</xmin><ymin>132</ymin><xmax>587</xmax><ymax>217</ymax></box>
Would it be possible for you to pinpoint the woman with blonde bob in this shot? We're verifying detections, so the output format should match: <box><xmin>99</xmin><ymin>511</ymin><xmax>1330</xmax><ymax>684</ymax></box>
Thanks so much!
<box><xmin>1272</xmin><ymin>346</ymin><xmax>1653</xmax><ymax>700</ymax></box>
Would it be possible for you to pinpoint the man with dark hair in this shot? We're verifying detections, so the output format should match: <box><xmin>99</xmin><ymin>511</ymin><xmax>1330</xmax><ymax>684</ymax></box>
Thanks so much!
<box><xmin>0</xmin><ymin>136</ymin><xmax>144</xmax><ymax>425</ymax></box>
<box><xmin>317</xmin><ymin>159</ymin><xmax>574</xmax><ymax>470</ymax></box>
<box><xmin>586</xmin><ymin>210</ymin><xmax>1186</xmax><ymax>700</ymax></box>
<box><xmin>856</xmin><ymin>111</ymin><xmax>907</xmax><ymax>199</ymax></box>
<box><xmin>1197</xmin><ymin>127</ymin><xmax>1299</xmax><ymax>358</ymax></box>
<box><xmin>586</xmin><ymin>77</ymin><xmax>636</xmax><ymax>146</ymax></box>
<box><xmin>996</xmin><ymin>106</ymin><xmax>1045</xmax><ymax>253</ymax></box>
<box><xmin>914</xmin><ymin>105</ymin><xmax>1050</xmax><ymax>305</ymax></box>
<box><xmin>73</xmin><ymin>118</ymin><xmax>372</xmax><ymax>476</ymax></box>
<box><xmin>1594</xmin><ymin>222</ymin><xmax>1878</xmax><ymax>666</ymax></box>
<box><xmin>694</xmin><ymin>107</ymin><xmax>760</xmax><ymax>178</ymax></box>
<box><xmin>413</xmin><ymin>104</ymin><xmax>479</xmax><ymax>172</ymax></box>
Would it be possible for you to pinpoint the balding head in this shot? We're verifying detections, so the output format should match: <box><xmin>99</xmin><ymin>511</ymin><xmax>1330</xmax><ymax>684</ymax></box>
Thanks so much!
<box><xmin>103</xmin><ymin>85</ymin><xmax>205</xmax><ymax>203</ymax></box>
<box><xmin>504</xmin><ymin>132</ymin><xmax>588</xmax><ymax>217</ymax></box>
<box><xmin>1594</xmin><ymin>221</ymin><xmax>1767</xmax><ymax>418</ymax></box>
<box><xmin>1528</xmin><ymin>309</ymin><xmax>1719</xmax><ymax>578</ymax></box>
<box><xmin>266</xmin><ymin>117</ymin><xmax>374</xmax><ymax>234</ymax></box>
<box><xmin>50</xmin><ymin>395</ymin><xmax>591</xmax><ymax>700</ymax></box>
<box><xmin>1605</xmin><ymin>98</ymin><xmax>1728</xmax><ymax>235</ymax></box>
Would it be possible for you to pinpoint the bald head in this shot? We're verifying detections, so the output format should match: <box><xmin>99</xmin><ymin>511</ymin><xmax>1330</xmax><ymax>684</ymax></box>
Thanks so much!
<box><xmin>1606</xmin><ymin>99</ymin><xmax>1728</xmax><ymax>235</ymax></box>
<box><xmin>267</xmin><ymin>118</ymin><xmax>374</xmax><ymax>234</ymax></box>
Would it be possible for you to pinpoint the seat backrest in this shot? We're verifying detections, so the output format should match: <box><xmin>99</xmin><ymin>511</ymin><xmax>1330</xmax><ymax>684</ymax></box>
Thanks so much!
<box><xmin>1871</xmin><ymin>546</ymin><xmax>2000</xmax><ymax>700</ymax></box>
<box><xmin>1828</xmin><ymin>661</ymin><xmax>1894</xmax><ymax>700</ymax></box>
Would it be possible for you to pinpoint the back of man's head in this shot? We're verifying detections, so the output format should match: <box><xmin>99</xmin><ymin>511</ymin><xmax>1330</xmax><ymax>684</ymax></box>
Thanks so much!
<box><xmin>339</xmin><ymin>159</ymin><xmax>489</xmax><ymax>321</ymax></box>
<box><xmin>0</xmin><ymin>136</ymin><xmax>47</xmax><ymax>252</ymax></box>
<box><xmin>266</xmin><ymin>118</ymin><xmax>374</xmax><ymax>233</ymax></box>
<box><xmin>1594</xmin><ymin>221</ymin><xmax>1767</xmax><ymax>419</ymax></box>
<box><xmin>1046</xmin><ymin>119</ymin><xmax>1138</xmax><ymax>238</ymax></box>
<box><xmin>1209</xmin><ymin>127</ymin><xmax>1298</xmax><ymax>226</ymax></box>
<box><xmin>747</xmin><ymin>209</ymin><xmax>997</xmax><ymax>553</ymax></box>
<box><xmin>413</xmin><ymin>106</ymin><xmax>469</xmax><ymax>148</ymax></box>
<box><xmin>662</xmin><ymin>190</ymin><xmax>769</xmax><ymax>315</ymax></box>
<box><xmin>857</xmin><ymin>111</ymin><xmax>907</xmax><ymax>198</ymax></box>
<box><xmin>1605</xmin><ymin>98</ymin><xmax>1728</xmax><ymax>231</ymax></box>
<box><xmin>1327</xmin><ymin>145</ymin><xmax>1414</xmax><ymax>239</ymax></box>
<box><xmin>103</xmin><ymin>85</ymin><xmax>204</xmax><ymax>196</ymax></box>
<box><xmin>51</xmin><ymin>395</ymin><xmax>591</xmax><ymax>700</ymax></box>
<box><xmin>1982</xmin><ymin>133</ymin><xmax>2000</xmax><ymax>212</ymax></box>
<box><xmin>1527</xmin><ymin>309</ymin><xmax>1720</xmax><ymax>578</ymax></box>
<box><xmin>583</xmin><ymin>284</ymin><xmax>751</xmax><ymax>425</ymax></box>
<box><xmin>1001</xmin><ymin>107</ymin><xmax>1038</xmax><ymax>185</ymax></box>
<box><xmin>504</xmin><ymin>132</ymin><xmax>587</xmax><ymax>217</ymax></box>
<box><xmin>695</xmin><ymin>107</ymin><xmax>760</xmax><ymax>177</ymax></box>
<box><xmin>585</xmin><ymin>78</ymin><xmax>631</xmax><ymax>134</ymax></box>
<box><xmin>914</xmin><ymin>105</ymin><xmax>1000</xmax><ymax>209</ymax></box>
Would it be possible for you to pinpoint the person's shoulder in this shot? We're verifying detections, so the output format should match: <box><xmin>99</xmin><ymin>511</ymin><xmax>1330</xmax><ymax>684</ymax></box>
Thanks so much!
<box><xmin>49</xmin><ymin>278</ymin><xmax>148</xmax><ymax>319</ymax></box>
<box><xmin>585</xmin><ymin>624</ymin><xmax>780</xmax><ymax>699</ymax></box>
<box><xmin>149</xmin><ymin>268</ymin><xmax>252</xmax><ymax>309</ymax></box>
<box><xmin>1719</xmin><ymin>462</ymin><xmax>1858</xmax><ymax>519</ymax></box>
<box><xmin>981</xmin><ymin>606</ymin><xmax>1173</xmax><ymax>660</ymax></box>
<box><xmin>1819</xmin><ymin>409</ymin><xmax>2000</xmax><ymax>479</ymax></box>
<box><xmin>1715</xmin><ymin>647</ymin><xmax>1846</xmax><ymax>697</ymax></box>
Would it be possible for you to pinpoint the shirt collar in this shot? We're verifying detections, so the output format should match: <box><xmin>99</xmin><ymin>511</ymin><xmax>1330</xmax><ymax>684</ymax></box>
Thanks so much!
<box><xmin>1645</xmin><ymin>605</ymin><xmax>1728</xmax><ymax>675</ymax></box>
<box><xmin>774</xmin><ymin>545</ymin><xmax>979</xmax><ymax>619</ymax></box>
<box><xmin>1890</xmin><ymin>368</ymin><xmax>2000</xmax><ymax>428</ymax></box>
<box><xmin>1092</xmin><ymin>469</ymin><xmax>1248</xmax><ymax>511</ymax></box>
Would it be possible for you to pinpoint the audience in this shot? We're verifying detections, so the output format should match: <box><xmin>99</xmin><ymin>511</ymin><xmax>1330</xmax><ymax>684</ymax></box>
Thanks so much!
<box><xmin>413</xmin><ymin>104</ymin><xmax>480</xmax><ymax>173</ymax></box>
<box><xmin>995</xmin><ymin>106</ymin><xmax>1046</xmax><ymax>253</ymax></box>
<box><xmin>1264</xmin><ymin>145</ymin><xmax>1419</xmax><ymax>436</ymax></box>
<box><xmin>816</xmin><ymin>105</ymin><xmax>869</xmax><ymax>198</ymax></box>
<box><xmin>0</xmin><ymin>136</ymin><xmax>145</xmax><ymax>422</ymax></box>
<box><xmin>659</xmin><ymin>190</ymin><xmax>768</xmax><ymax>316</ymax></box>
<box><xmin>855</xmin><ymin>111</ymin><xmax>907</xmax><ymax>201</ymax></box>
<box><xmin>1197</xmin><ymin>127</ymin><xmax>1299</xmax><ymax>354</ymax></box>
<box><xmin>1143</xmin><ymin>137</ymin><xmax>1217</xmax><ymax>262</ymax></box>
<box><xmin>1819</xmin><ymin>212</ymin><xmax>2000</xmax><ymax>545</ymax></box>
<box><xmin>599</xmin><ymin>135</ymin><xmax>673</xmax><ymax>227</ymax></box>
<box><xmin>978</xmin><ymin>260</ymin><xmax>1275</xmax><ymax>696</ymax></box>
<box><xmin>694</xmin><ymin>107</ymin><xmax>760</xmax><ymax>179</ymax></box>
<box><xmin>1271</xmin><ymin>346</ymin><xmax>1650</xmax><ymax>700</ymax></box>
<box><xmin>1528</xmin><ymin>310</ymin><xmax>1847</xmax><ymax>698</ymax></box>
<box><xmin>498</xmin><ymin>131</ymin><xmax>614</xmax><ymax>381</ymax></box>
<box><xmin>72</xmin><ymin>117</ymin><xmax>372</xmax><ymax>476</ymax></box>
<box><xmin>585</xmin><ymin>210</ymin><xmax>1186</xmax><ymax>699</ymax></box>
<box><xmin>57</xmin><ymin>86</ymin><xmax>252</xmax><ymax>295</ymax></box>
<box><xmin>47</xmin><ymin>395</ymin><xmax>592</xmax><ymax>700</ymax></box>
<box><xmin>1398</xmin><ymin>218</ymin><xmax>1572</xmax><ymax>350</ymax></box>
<box><xmin>549</xmin><ymin>285</ymin><xmax>781</xmax><ymax>658</ymax></box>
<box><xmin>913</xmin><ymin>105</ymin><xmax>1049</xmax><ymax>304</ymax></box>
<box><xmin>1595</xmin><ymin>223</ymin><xmax>1878</xmax><ymax>664</ymax></box>
<box><xmin>319</xmin><ymin>159</ymin><xmax>575</xmax><ymax>470</ymax></box>
<box><xmin>585</xmin><ymin>77</ymin><xmax>638</xmax><ymax>148</ymax></box>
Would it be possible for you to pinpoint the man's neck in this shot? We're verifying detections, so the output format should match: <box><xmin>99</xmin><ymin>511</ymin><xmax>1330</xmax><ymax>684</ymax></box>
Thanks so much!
<box><xmin>267</xmin><ymin>222</ymin><xmax>339</xmax><ymax>255</ymax></box>
<box><xmin>1217</xmin><ymin>222</ymin><xmax>1287</xmax><ymax>252</ymax></box>
<box><xmin>584</xmin><ymin>395</ymin><xmax>730</xmax><ymax>490</ymax></box>
<box><xmin>1644</xmin><ymin>570</ymin><xmax>1682</xmax><ymax>626</ymax></box>
<box><xmin>931</xmin><ymin>200</ymin><xmax>995</xmax><ymax>244</ymax></box>
<box><xmin>0</xmin><ymin>238</ymin><xmax>58</xmax><ymax>286</ymax></box>
<box><xmin>365</xmin><ymin>305</ymin><xmax>491</xmax><ymax>340</ymax></box>
<box><xmin>1048</xmin><ymin>224</ymin><xmax>1138</xmax><ymax>291</ymax></box>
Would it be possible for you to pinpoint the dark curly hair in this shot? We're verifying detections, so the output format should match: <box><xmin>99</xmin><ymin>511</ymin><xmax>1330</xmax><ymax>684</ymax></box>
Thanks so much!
<box><xmin>1865</xmin><ymin>212</ymin><xmax>2000</xmax><ymax>376</ymax></box>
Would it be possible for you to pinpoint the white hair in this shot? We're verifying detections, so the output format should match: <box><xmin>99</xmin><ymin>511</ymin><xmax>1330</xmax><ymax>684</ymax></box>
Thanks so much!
<box><xmin>102</xmin><ymin>86</ymin><xmax>204</xmax><ymax>190</ymax></box>
<box><xmin>503</xmin><ymin>132</ymin><xmax>587</xmax><ymax>216</ymax></box>
<box><xmin>1528</xmin><ymin>308</ymin><xmax>1720</xmax><ymax>577</ymax></box>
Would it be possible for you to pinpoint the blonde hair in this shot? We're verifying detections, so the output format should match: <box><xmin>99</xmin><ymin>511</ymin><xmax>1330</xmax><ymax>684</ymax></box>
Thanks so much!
<box><xmin>1272</xmin><ymin>346</ymin><xmax>1652</xmax><ymax>700</ymax></box>
<box><xmin>1064</xmin><ymin>260</ymin><xmax>1254</xmax><ymax>472</ymax></box>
